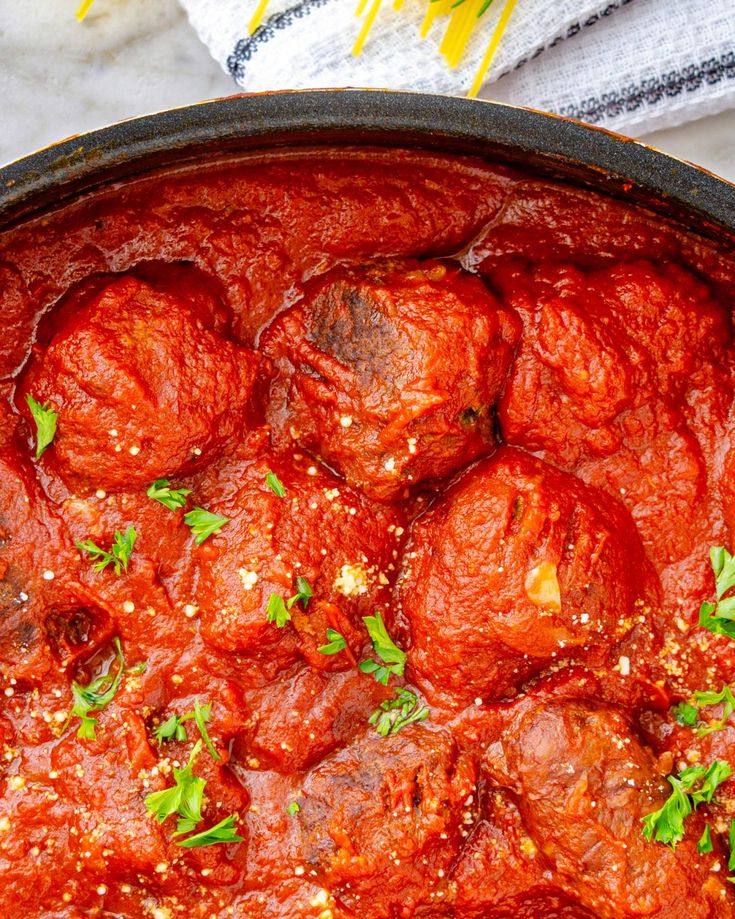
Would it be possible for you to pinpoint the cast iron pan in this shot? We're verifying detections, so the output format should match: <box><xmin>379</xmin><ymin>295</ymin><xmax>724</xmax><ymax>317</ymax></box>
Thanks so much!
<box><xmin>1</xmin><ymin>90</ymin><xmax>735</xmax><ymax>242</ymax></box>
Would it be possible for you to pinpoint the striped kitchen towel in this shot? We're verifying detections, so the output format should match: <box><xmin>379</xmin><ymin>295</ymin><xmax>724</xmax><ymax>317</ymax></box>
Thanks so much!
<box><xmin>179</xmin><ymin>0</ymin><xmax>735</xmax><ymax>134</ymax></box>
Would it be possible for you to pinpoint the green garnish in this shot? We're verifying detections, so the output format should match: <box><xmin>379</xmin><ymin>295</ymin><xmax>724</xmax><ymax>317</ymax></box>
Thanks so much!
<box><xmin>26</xmin><ymin>394</ymin><xmax>58</xmax><ymax>459</ymax></box>
<box><xmin>194</xmin><ymin>701</ymin><xmax>220</xmax><ymax>761</ymax></box>
<box><xmin>287</xmin><ymin>576</ymin><xmax>312</xmax><ymax>610</ymax></box>
<box><xmin>267</xmin><ymin>577</ymin><xmax>314</xmax><ymax>629</ymax></box>
<box><xmin>673</xmin><ymin>701</ymin><xmax>699</xmax><ymax>727</ymax></box>
<box><xmin>698</xmin><ymin>824</ymin><xmax>713</xmax><ymax>854</ymax></box>
<box><xmin>318</xmin><ymin>628</ymin><xmax>347</xmax><ymax>655</ymax></box>
<box><xmin>147</xmin><ymin>478</ymin><xmax>191</xmax><ymax>511</ymax></box>
<box><xmin>265</xmin><ymin>471</ymin><xmax>286</xmax><ymax>498</ymax></box>
<box><xmin>176</xmin><ymin>814</ymin><xmax>243</xmax><ymax>848</ymax></box>
<box><xmin>675</xmin><ymin>685</ymin><xmax>735</xmax><ymax>737</ymax></box>
<box><xmin>699</xmin><ymin>546</ymin><xmax>735</xmax><ymax>639</ymax></box>
<box><xmin>729</xmin><ymin>819</ymin><xmax>735</xmax><ymax>880</ymax></box>
<box><xmin>75</xmin><ymin>526</ymin><xmax>137</xmax><ymax>575</ymax></box>
<box><xmin>153</xmin><ymin>701</ymin><xmax>219</xmax><ymax>760</ymax></box>
<box><xmin>63</xmin><ymin>637</ymin><xmax>126</xmax><ymax>739</ymax></box>
<box><xmin>369</xmin><ymin>688</ymin><xmax>429</xmax><ymax>736</ymax></box>
<box><xmin>184</xmin><ymin>507</ymin><xmax>230</xmax><ymax>545</ymax></box>
<box><xmin>267</xmin><ymin>593</ymin><xmax>291</xmax><ymax>628</ymax></box>
<box><xmin>359</xmin><ymin>612</ymin><xmax>406</xmax><ymax>685</ymax></box>
<box><xmin>286</xmin><ymin>801</ymin><xmax>300</xmax><ymax>816</ymax></box>
<box><xmin>145</xmin><ymin>740</ymin><xmax>206</xmax><ymax>835</ymax></box>
<box><xmin>642</xmin><ymin>760</ymin><xmax>732</xmax><ymax>848</ymax></box>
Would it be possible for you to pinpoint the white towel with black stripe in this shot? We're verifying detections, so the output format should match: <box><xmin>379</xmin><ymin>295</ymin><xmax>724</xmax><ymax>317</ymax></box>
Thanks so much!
<box><xmin>179</xmin><ymin>0</ymin><xmax>735</xmax><ymax>134</ymax></box>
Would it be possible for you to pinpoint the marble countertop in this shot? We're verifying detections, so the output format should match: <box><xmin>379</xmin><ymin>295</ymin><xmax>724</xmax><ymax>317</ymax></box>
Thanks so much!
<box><xmin>1</xmin><ymin>0</ymin><xmax>734</xmax><ymax>182</ymax></box>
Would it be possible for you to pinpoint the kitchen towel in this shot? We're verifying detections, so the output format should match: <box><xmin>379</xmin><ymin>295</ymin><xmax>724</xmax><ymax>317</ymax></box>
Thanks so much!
<box><xmin>179</xmin><ymin>0</ymin><xmax>735</xmax><ymax>135</ymax></box>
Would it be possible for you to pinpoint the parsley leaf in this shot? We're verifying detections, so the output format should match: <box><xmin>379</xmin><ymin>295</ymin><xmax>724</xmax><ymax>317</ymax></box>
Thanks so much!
<box><xmin>286</xmin><ymin>801</ymin><xmax>300</xmax><ymax>816</ymax></box>
<box><xmin>145</xmin><ymin>740</ymin><xmax>206</xmax><ymax>835</ymax></box>
<box><xmin>176</xmin><ymin>814</ymin><xmax>243</xmax><ymax>848</ymax></box>
<box><xmin>642</xmin><ymin>760</ymin><xmax>732</xmax><ymax>848</ymax></box>
<box><xmin>369</xmin><ymin>688</ymin><xmax>429</xmax><ymax>736</ymax></box>
<box><xmin>287</xmin><ymin>576</ymin><xmax>312</xmax><ymax>611</ymax></box>
<box><xmin>153</xmin><ymin>701</ymin><xmax>219</xmax><ymax>760</ymax></box>
<box><xmin>147</xmin><ymin>478</ymin><xmax>191</xmax><ymax>511</ymax></box>
<box><xmin>693</xmin><ymin>686</ymin><xmax>735</xmax><ymax>737</ymax></box>
<box><xmin>729</xmin><ymin>819</ymin><xmax>735</xmax><ymax>877</ymax></box>
<box><xmin>75</xmin><ymin>526</ymin><xmax>137</xmax><ymax>575</ymax></box>
<box><xmin>698</xmin><ymin>824</ymin><xmax>713</xmax><ymax>854</ymax></box>
<box><xmin>265</xmin><ymin>471</ymin><xmax>286</xmax><ymax>498</ymax></box>
<box><xmin>184</xmin><ymin>507</ymin><xmax>230</xmax><ymax>545</ymax></box>
<box><xmin>318</xmin><ymin>628</ymin><xmax>347</xmax><ymax>655</ymax></box>
<box><xmin>673</xmin><ymin>702</ymin><xmax>699</xmax><ymax>727</ymax></box>
<box><xmin>63</xmin><ymin>637</ymin><xmax>126</xmax><ymax>739</ymax></box>
<box><xmin>26</xmin><ymin>394</ymin><xmax>58</xmax><ymax>459</ymax></box>
<box><xmin>359</xmin><ymin>612</ymin><xmax>406</xmax><ymax>685</ymax></box>
<box><xmin>699</xmin><ymin>547</ymin><xmax>735</xmax><ymax>639</ymax></box>
<box><xmin>267</xmin><ymin>593</ymin><xmax>291</xmax><ymax>628</ymax></box>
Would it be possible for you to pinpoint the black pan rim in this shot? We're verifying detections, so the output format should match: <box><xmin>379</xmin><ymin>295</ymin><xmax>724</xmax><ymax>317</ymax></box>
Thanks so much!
<box><xmin>1</xmin><ymin>89</ymin><xmax>734</xmax><ymax>240</ymax></box>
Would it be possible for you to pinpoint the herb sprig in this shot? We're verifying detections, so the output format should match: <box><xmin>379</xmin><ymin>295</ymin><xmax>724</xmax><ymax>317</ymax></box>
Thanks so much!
<box><xmin>26</xmin><ymin>394</ymin><xmax>58</xmax><ymax>459</ymax></box>
<box><xmin>674</xmin><ymin>685</ymin><xmax>735</xmax><ymax>737</ymax></box>
<box><xmin>147</xmin><ymin>478</ymin><xmax>191</xmax><ymax>511</ymax></box>
<box><xmin>642</xmin><ymin>760</ymin><xmax>732</xmax><ymax>848</ymax></box>
<box><xmin>265</xmin><ymin>471</ymin><xmax>286</xmax><ymax>498</ymax></box>
<box><xmin>154</xmin><ymin>701</ymin><xmax>220</xmax><ymax>760</ymax></box>
<box><xmin>318</xmin><ymin>628</ymin><xmax>347</xmax><ymax>655</ymax></box>
<box><xmin>699</xmin><ymin>546</ymin><xmax>735</xmax><ymax>639</ymax></box>
<box><xmin>176</xmin><ymin>814</ymin><xmax>243</xmax><ymax>848</ymax></box>
<box><xmin>267</xmin><ymin>577</ymin><xmax>314</xmax><ymax>629</ymax></box>
<box><xmin>184</xmin><ymin>507</ymin><xmax>230</xmax><ymax>545</ymax></box>
<box><xmin>369</xmin><ymin>688</ymin><xmax>429</xmax><ymax>736</ymax></box>
<box><xmin>63</xmin><ymin>637</ymin><xmax>132</xmax><ymax>739</ymax></box>
<box><xmin>359</xmin><ymin>611</ymin><xmax>406</xmax><ymax>685</ymax></box>
<box><xmin>145</xmin><ymin>740</ymin><xmax>206</xmax><ymax>834</ymax></box>
<box><xmin>76</xmin><ymin>527</ymin><xmax>137</xmax><ymax>575</ymax></box>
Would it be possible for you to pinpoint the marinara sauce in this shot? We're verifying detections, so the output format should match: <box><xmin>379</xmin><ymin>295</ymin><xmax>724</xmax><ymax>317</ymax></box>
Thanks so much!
<box><xmin>1</xmin><ymin>148</ymin><xmax>735</xmax><ymax>918</ymax></box>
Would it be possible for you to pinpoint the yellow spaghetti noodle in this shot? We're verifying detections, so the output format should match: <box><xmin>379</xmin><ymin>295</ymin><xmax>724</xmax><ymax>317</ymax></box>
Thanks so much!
<box><xmin>248</xmin><ymin>1</ymin><xmax>519</xmax><ymax>94</ymax></box>
<box><xmin>75</xmin><ymin>0</ymin><xmax>96</xmax><ymax>22</ymax></box>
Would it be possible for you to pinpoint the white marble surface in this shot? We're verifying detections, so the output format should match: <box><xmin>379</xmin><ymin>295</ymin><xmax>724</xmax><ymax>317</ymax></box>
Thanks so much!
<box><xmin>1</xmin><ymin>0</ymin><xmax>734</xmax><ymax>182</ymax></box>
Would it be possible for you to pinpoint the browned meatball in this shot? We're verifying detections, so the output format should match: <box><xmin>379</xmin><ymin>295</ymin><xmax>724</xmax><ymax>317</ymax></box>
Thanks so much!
<box><xmin>483</xmin><ymin>695</ymin><xmax>732</xmax><ymax>919</ymax></box>
<box><xmin>295</xmin><ymin>726</ymin><xmax>477</xmax><ymax>916</ymax></box>
<box><xmin>194</xmin><ymin>431</ymin><xmax>404</xmax><ymax>664</ymax></box>
<box><xmin>262</xmin><ymin>260</ymin><xmax>520</xmax><ymax>501</ymax></box>
<box><xmin>399</xmin><ymin>447</ymin><xmax>658</xmax><ymax>707</ymax></box>
<box><xmin>19</xmin><ymin>273</ymin><xmax>259</xmax><ymax>491</ymax></box>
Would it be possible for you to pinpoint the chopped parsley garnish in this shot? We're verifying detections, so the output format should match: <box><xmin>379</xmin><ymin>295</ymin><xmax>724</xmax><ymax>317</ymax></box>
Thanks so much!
<box><xmin>145</xmin><ymin>740</ymin><xmax>206</xmax><ymax>835</ymax></box>
<box><xmin>699</xmin><ymin>546</ymin><xmax>735</xmax><ymax>639</ymax></box>
<box><xmin>369</xmin><ymin>688</ymin><xmax>429</xmax><ymax>736</ymax></box>
<box><xmin>698</xmin><ymin>824</ymin><xmax>713</xmax><ymax>854</ymax></box>
<box><xmin>286</xmin><ymin>801</ymin><xmax>300</xmax><ymax>816</ymax></box>
<box><xmin>176</xmin><ymin>813</ymin><xmax>243</xmax><ymax>848</ymax></box>
<box><xmin>75</xmin><ymin>526</ymin><xmax>137</xmax><ymax>575</ymax></box>
<box><xmin>265</xmin><ymin>471</ymin><xmax>286</xmax><ymax>498</ymax></box>
<box><xmin>318</xmin><ymin>628</ymin><xmax>347</xmax><ymax>655</ymax></box>
<box><xmin>673</xmin><ymin>701</ymin><xmax>699</xmax><ymax>727</ymax></box>
<box><xmin>287</xmin><ymin>576</ymin><xmax>312</xmax><ymax>610</ymax></box>
<box><xmin>267</xmin><ymin>593</ymin><xmax>291</xmax><ymax>628</ymax></box>
<box><xmin>674</xmin><ymin>685</ymin><xmax>735</xmax><ymax>737</ymax></box>
<box><xmin>147</xmin><ymin>478</ymin><xmax>191</xmax><ymax>511</ymax></box>
<box><xmin>642</xmin><ymin>760</ymin><xmax>732</xmax><ymax>848</ymax></box>
<box><xmin>729</xmin><ymin>819</ymin><xmax>735</xmax><ymax>879</ymax></box>
<box><xmin>154</xmin><ymin>701</ymin><xmax>219</xmax><ymax>760</ymax></box>
<box><xmin>267</xmin><ymin>577</ymin><xmax>314</xmax><ymax>629</ymax></box>
<box><xmin>26</xmin><ymin>394</ymin><xmax>58</xmax><ymax>459</ymax></box>
<box><xmin>63</xmin><ymin>637</ymin><xmax>127</xmax><ymax>739</ymax></box>
<box><xmin>359</xmin><ymin>611</ymin><xmax>406</xmax><ymax>685</ymax></box>
<box><xmin>184</xmin><ymin>507</ymin><xmax>230</xmax><ymax>545</ymax></box>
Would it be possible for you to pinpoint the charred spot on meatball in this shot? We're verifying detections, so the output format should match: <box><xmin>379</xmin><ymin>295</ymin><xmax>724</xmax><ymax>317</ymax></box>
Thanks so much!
<box><xmin>262</xmin><ymin>260</ymin><xmax>520</xmax><ymax>501</ymax></box>
<box><xmin>399</xmin><ymin>447</ymin><xmax>659</xmax><ymax>707</ymax></box>
<box><xmin>18</xmin><ymin>272</ymin><xmax>259</xmax><ymax>491</ymax></box>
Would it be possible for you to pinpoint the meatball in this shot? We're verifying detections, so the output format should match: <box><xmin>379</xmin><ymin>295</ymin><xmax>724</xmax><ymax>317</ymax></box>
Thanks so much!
<box><xmin>483</xmin><ymin>695</ymin><xmax>732</xmax><ymax>919</ymax></box>
<box><xmin>262</xmin><ymin>260</ymin><xmax>519</xmax><ymax>501</ymax></box>
<box><xmin>295</xmin><ymin>725</ymin><xmax>477</xmax><ymax>916</ymax></box>
<box><xmin>399</xmin><ymin>447</ymin><xmax>658</xmax><ymax>707</ymax></box>
<box><xmin>194</xmin><ymin>432</ymin><xmax>404</xmax><ymax>663</ymax></box>
<box><xmin>19</xmin><ymin>272</ymin><xmax>259</xmax><ymax>491</ymax></box>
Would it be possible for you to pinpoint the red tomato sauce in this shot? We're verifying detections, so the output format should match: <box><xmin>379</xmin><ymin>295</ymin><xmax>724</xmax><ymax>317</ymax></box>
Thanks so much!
<box><xmin>1</xmin><ymin>148</ymin><xmax>735</xmax><ymax>918</ymax></box>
